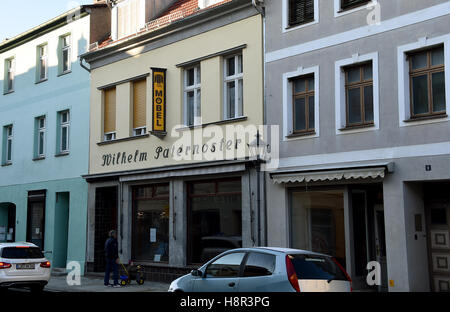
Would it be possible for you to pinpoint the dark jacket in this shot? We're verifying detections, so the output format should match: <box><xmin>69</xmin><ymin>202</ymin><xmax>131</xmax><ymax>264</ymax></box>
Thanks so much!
<box><xmin>104</xmin><ymin>237</ymin><xmax>119</xmax><ymax>260</ymax></box>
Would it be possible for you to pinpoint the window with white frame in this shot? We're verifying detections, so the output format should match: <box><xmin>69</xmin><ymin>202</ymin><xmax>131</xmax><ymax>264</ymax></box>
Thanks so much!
<box><xmin>36</xmin><ymin>116</ymin><xmax>46</xmax><ymax>158</ymax></box>
<box><xmin>335</xmin><ymin>52</ymin><xmax>379</xmax><ymax>134</ymax></box>
<box><xmin>59</xmin><ymin>110</ymin><xmax>70</xmax><ymax>153</ymax></box>
<box><xmin>60</xmin><ymin>34</ymin><xmax>71</xmax><ymax>74</ymax></box>
<box><xmin>397</xmin><ymin>36</ymin><xmax>450</xmax><ymax>127</ymax></box>
<box><xmin>4</xmin><ymin>57</ymin><xmax>15</xmax><ymax>94</ymax></box>
<box><xmin>132</xmin><ymin>79</ymin><xmax>147</xmax><ymax>136</ymax></box>
<box><xmin>37</xmin><ymin>44</ymin><xmax>48</xmax><ymax>82</ymax></box>
<box><xmin>116</xmin><ymin>0</ymin><xmax>145</xmax><ymax>40</ymax></box>
<box><xmin>103</xmin><ymin>87</ymin><xmax>116</xmax><ymax>141</ymax></box>
<box><xmin>198</xmin><ymin>0</ymin><xmax>222</xmax><ymax>9</ymax></box>
<box><xmin>291</xmin><ymin>74</ymin><xmax>315</xmax><ymax>134</ymax></box>
<box><xmin>184</xmin><ymin>65</ymin><xmax>201</xmax><ymax>126</ymax></box>
<box><xmin>4</xmin><ymin>125</ymin><xmax>13</xmax><ymax>164</ymax></box>
<box><xmin>340</xmin><ymin>0</ymin><xmax>370</xmax><ymax>11</ymax></box>
<box><xmin>334</xmin><ymin>0</ymin><xmax>376</xmax><ymax>17</ymax></box>
<box><xmin>224</xmin><ymin>54</ymin><xmax>243</xmax><ymax>119</ymax></box>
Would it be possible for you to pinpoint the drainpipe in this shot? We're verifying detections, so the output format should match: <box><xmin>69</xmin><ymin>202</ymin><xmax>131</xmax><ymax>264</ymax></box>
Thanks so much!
<box><xmin>79</xmin><ymin>57</ymin><xmax>91</xmax><ymax>73</ymax></box>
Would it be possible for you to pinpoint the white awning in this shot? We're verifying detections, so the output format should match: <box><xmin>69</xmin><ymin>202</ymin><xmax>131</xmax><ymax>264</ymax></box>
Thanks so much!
<box><xmin>271</xmin><ymin>164</ymin><xmax>392</xmax><ymax>184</ymax></box>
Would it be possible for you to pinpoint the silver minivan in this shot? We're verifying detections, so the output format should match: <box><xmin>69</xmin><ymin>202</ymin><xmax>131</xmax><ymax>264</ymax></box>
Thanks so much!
<box><xmin>168</xmin><ymin>247</ymin><xmax>352</xmax><ymax>292</ymax></box>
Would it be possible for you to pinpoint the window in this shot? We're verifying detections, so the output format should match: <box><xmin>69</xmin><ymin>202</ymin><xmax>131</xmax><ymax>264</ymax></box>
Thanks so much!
<box><xmin>3</xmin><ymin>125</ymin><xmax>13</xmax><ymax>164</ymax></box>
<box><xmin>340</xmin><ymin>0</ymin><xmax>370</xmax><ymax>10</ymax></box>
<box><xmin>35</xmin><ymin>116</ymin><xmax>46</xmax><ymax>158</ymax></box>
<box><xmin>188</xmin><ymin>179</ymin><xmax>242</xmax><ymax>264</ymax></box>
<box><xmin>408</xmin><ymin>46</ymin><xmax>446</xmax><ymax>118</ymax></box>
<box><xmin>60</xmin><ymin>34</ymin><xmax>71</xmax><ymax>74</ymax></box>
<box><xmin>224</xmin><ymin>54</ymin><xmax>243</xmax><ymax>119</ymax></box>
<box><xmin>205</xmin><ymin>252</ymin><xmax>246</xmax><ymax>278</ymax></box>
<box><xmin>289</xmin><ymin>0</ymin><xmax>314</xmax><ymax>27</ymax></box>
<box><xmin>344</xmin><ymin>62</ymin><xmax>374</xmax><ymax>127</ymax></box>
<box><xmin>132</xmin><ymin>184</ymin><xmax>169</xmax><ymax>262</ymax></box>
<box><xmin>291</xmin><ymin>75</ymin><xmax>315</xmax><ymax>133</ymax></box>
<box><xmin>184</xmin><ymin>65</ymin><xmax>201</xmax><ymax>126</ymax></box>
<box><xmin>133</xmin><ymin>79</ymin><xmax>147</xmax><ymax>135</ymax></box>
<box><xmin>58</xmin><ymin>110</ymin><xmax>70</xmax><ymax>153</ymax></box>
<box><xmin>37</xmin><ymin>44</ymin><xmax>48</xmax><ymax>82</ymax></box>
<box><xmin>103</xmin><ymin>87</ymin><xmax>116</xmax><ymax>141</ymax></box>
<box><xmin>116</xmin><ymin>0</ymin><xmax>145</xmax><ymax>40</ymax></box>
<box><xmin>243</xmin><ymin>252</ymin><xmax>276</xmax><ymax>277</ymax></box>
<box><xmin>4</xmin><ymin>57</ymin><xmax>14</xmax><ymax>93</ymax></box>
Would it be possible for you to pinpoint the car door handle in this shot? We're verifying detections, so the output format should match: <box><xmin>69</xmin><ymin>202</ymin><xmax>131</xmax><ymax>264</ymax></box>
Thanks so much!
<box><xmin>228</xmin><ymin>282</ymin><xmax>235</xmax><ymax>287</ymax></box>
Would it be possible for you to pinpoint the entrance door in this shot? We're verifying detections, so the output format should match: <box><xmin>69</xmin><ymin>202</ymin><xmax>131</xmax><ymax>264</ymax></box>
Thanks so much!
<box><xmin>426</xmin><ymin>202</ymin><xmax>450</xmax><ymax>292</ymax></box>
<box><xmin>27</xmin><ymin>191</ymin><xmax>46</xmax><ymax>249</ymax></box>
<box><xmin>373</xmin><ymin>205</ymin><xmax>388</xmax><ymax>292</ymax></box>
<box><xmin>53</xmin><ymin>192</ymin><xmax>69</xmax><ymax>268</ymax></box>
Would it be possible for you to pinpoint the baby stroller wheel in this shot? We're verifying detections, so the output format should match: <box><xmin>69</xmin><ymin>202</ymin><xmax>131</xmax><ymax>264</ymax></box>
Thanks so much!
<box><xmin>137</xmin><ymin>278</ymin><xmax>145</xmax><ymax>285</ymax></box>
<box><xmin>120</xmin><ymin>279</ymin><xmax>127</xmax><ymax>286</ymax></box>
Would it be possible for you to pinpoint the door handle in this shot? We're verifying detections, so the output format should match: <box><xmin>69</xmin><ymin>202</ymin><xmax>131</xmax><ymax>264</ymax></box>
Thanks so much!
<box><xmin>228</xmin><ymin>282</ymin><xmax>235</xmax><ymax>287</ymax></box>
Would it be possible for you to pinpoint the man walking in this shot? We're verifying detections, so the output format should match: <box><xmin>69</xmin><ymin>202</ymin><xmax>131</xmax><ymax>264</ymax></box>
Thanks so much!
<box><xmin>104</xmin><ymin>230</ymin><xmax>120</xmax><ymax>287</ymax></box>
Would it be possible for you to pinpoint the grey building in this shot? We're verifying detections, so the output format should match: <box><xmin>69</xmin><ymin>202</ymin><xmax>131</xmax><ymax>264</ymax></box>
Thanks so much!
<box><xmin>264</xmin><ymin>0</ymin><xmax>450</xmax><ymax>292</ymax></box>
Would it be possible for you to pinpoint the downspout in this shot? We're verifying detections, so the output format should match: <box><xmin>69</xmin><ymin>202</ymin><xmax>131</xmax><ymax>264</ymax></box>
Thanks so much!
<box><xmin>79</xmin><ymin>56</ymin><xmax>91</xmax><ymax>73</ymax></box>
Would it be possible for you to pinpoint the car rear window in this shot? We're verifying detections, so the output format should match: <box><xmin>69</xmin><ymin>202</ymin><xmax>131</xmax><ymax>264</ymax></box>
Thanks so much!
<box><xmin>288</xmin><ymin>254</ymin><xmax>347</xmax><ymax>281</ymax></box>
<box><xmin>1</xmin><ymin>247</ymin><xmax>44</xmax><ymax>259</ymax></box>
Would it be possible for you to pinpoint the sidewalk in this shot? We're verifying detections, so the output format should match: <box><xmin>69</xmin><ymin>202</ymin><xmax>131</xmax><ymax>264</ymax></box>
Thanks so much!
<box><xmin>45</xmin><ymin>274</ymin><xmax>170</xmax><ymax>292</ymax></box>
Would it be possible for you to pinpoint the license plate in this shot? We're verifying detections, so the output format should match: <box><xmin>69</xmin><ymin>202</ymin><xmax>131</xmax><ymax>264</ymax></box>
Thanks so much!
<box><xmin>16</xmin><ymin>263</ymin><xmax>35</xmax><ymax>270</ymax></box>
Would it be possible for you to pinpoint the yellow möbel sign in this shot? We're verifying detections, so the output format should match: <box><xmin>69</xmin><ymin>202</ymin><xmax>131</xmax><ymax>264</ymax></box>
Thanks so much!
<box><xmin>152</xmin><ymin>68</ymin><xmax>167</xmax><ymax>135</ymax></box>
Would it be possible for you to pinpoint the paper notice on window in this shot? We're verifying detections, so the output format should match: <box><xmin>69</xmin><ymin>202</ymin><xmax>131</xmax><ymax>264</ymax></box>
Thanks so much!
<box><xmin>35</xmin><ymin>228</ymin><xmax>40</xmax><ymax>235</ymax></box>
<box><xmin>0</xmin><ymin>227</ymin><xmax>5</xmax><ymax>234</ymax></box>
<box><xmin>150</xmin><ymin>228</ymin><xmax>157</xmax><ymax>243</ymax></box>
<box><xmin>7</xmin><ymin>234</ymin><xmax>12</xmax><ymax>241</ymax></box>
<box><xmin>154</xmin><ymin>254</ymin><xmax>161</xmax><ymax>262</ymax></box>
<box><xmin>9</xmin><ymin>228</ymin><xmax>13</xmax><ymax>234</ymax></box>
<box><xmin>0</xmin><ymin>233</ymin><xmax>6</xmax><ymax>241</ymax></box>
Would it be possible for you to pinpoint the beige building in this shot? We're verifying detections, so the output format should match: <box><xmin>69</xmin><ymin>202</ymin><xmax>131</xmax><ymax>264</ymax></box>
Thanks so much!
<box><xmin>81</xmin><ymin>0</ymin><xmax>265</xmax><ymax>281</ymax></box>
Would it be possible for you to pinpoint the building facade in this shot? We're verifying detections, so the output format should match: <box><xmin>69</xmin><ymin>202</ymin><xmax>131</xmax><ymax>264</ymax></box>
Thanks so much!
<box><xmin>81</xmin><ymin>0</ymin><xmax>265</xmax><ymax>282</ymax></box>
<box><xmin>0</xmin><ymin>4</ymin><xmax>109</xmax><ymax>273</ymax></box>
<box><xmin>265</xmin><ymin>0</ymin><xmax>450</xmax><ymax>292</ymax></box>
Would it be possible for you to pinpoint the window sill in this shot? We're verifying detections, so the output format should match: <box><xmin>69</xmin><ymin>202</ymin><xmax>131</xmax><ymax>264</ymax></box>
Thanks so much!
<box><xmin>175</xmin><ymin>116</ymin><xmax>248</xmax><ymax>132</ymax></box>
<box><xmin>3</xmin><ymin>90</ymin><xmax>14</xmax><ymax>95</ymax></box>
<box><xmin>403</xmin><ymin>114</ymin><xmax>448</xmax><ymax>123</ymax></box>
<box><xmin>1</xmin><ymin>163</ymin><xmax>12</xmax><ymax>167</ymax></box>
<box><xmin>286</xmin><ymin>131</ymin><xmax>316</xmax><ymax>138</ymax></box>
<box><xmin>32</xmin><ymin>156</ymin><xmax>45</xmax><ymax>161</ymax></box>
<box><xmin>57</xmin><ymin>70</ymin><xmax>72</xmax><ymax>77</ymax></box>
<box><xmin>55</xmin><ymin>152</ymin><xmax>70</xmax><ymax>157</ymax></box>
<box><xmin>339</xmin><ymin>123</ymin><xmax>375</xmax><ymax>131</ymax></box>
<box><xmin>35</xmin><ymin>78</ymin><xmax>48</xmax><ymax>85</ymax></box>
<box><xmin>97</xmin><ymin>133</ymin><xmax>149</xmax><ymax>146</ymax></box>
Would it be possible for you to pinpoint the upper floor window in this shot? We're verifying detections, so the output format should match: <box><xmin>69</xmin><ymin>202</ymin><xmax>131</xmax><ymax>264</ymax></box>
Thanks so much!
<box><xmin>340</xmin><ymin>0</ymin><xmax>370</xmax><ymax>11</ymax></box>
<box><xmin>132</xmin><ymin>79</ymin><xmax>147</xmax><ymax>135</ymax></box>
<box><xmin>224</xmin><ymin>54</ymin><xmax>243</xmax><ymax>119</ymax></box>
<box><xmin>103</xmin><ymin>87</ymin><xmax>117</xmax><ymax>141</ymax></box>
<box><xmin>408</xmin><ymin>46</ymin><xmax>446</xmax><ymax>118</ymax></box>
<box><xmin>58</xmin><ymin>110</ymin><xmax>70</xmax><ymax>154</ymax></box>
<box><xmin>35</xmin><ymin>116</ymin><xmax>46</xmax><ymax>158</ymax></box>
<box><xmin>184</xmin><ymin>65</ymin><xmax>201</xmax><ymax>126</ymax></box>
<box><xmin>344</xmin><ymin>62</ymin><xmax>374</xmax><ymax>127</ymax></box>
<box><xmin>291</xmin><ymin>75</ymin><xmax>315</xmax><ymax>134</ymax></box>
<box><xmin>3</xmin><ymin>57</ymin><xmax>14</xmax><ymax>94</ymax></box>
<box><xmin>37</xmin><ymin>44</ymin><xmax>48</xmax><ymax>82</ymax></box>
<box><xmin>198</xmin><ymin>0</ymin><xmax>223</xmax><ymax>9</ymax></box>
<box><xmin>3</xmin><ymin>125</ymin><xmax>13</xmax><ymax>165</ymax></box>
<box><xmin>289</xmin><ymin>0</ymin><xmax>314</xmax><ymax>27</ymax></box>
<box><xmin>116</xmin><ymin>0</ymin><xmax>145</xmax><ymax>40</ymax></box>
<box><xmin>60</xmin><ymin>34</ymin><xmax>71</xmax><ymax>74</ymax></box>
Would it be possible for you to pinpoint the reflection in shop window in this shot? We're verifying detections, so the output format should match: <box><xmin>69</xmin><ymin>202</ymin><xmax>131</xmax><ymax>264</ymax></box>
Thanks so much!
<box><xmin>132</xmin><ymin>184</ymin><xmax>169</xmax><ymax>262</ymax></box>
<box><xmin>188</xmin><ymin>179</ymin><xmax>242</xmax><ymax>264</ymax></box>
<box><xmin>290</xmin><ymin>190</ymin><xmax>346</xmax><ymax>268</ymax></box>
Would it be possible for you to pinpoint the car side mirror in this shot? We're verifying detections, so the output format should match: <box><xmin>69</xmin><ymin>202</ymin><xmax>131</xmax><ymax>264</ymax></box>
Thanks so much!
<box><xmin>191</xmin><ymin>269</ymin><xmax>203</xmax><ymax>277</ymax></box>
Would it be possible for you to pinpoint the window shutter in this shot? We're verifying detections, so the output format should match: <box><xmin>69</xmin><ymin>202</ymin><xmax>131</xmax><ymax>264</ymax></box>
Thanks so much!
<box><xmin>133</xmin><ymin>79</ymin><xmax>147</xmax><ymax>129</ymax></box>
<box><xmin>104</xmin><ymin>88</ymin><xmax>116</xmax><ymax>134</ymax></box>
<box><xmin>289</xmin><ymin>0</ymin><xmax>314</xmax><ymax>26</ymax></box>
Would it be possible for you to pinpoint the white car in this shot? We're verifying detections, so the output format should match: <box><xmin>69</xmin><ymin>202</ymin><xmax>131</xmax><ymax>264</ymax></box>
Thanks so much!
<box><xmin>0</xmin><ymin>242</ymin><xmax>51</xmax><ymax>292</ymax></box>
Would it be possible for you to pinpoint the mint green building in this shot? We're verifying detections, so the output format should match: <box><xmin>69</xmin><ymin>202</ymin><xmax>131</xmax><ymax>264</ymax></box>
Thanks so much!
<box><xmin>0</xmin><ymin>4</ymin><xmax>109</xmax><ymax>273</ymax></box>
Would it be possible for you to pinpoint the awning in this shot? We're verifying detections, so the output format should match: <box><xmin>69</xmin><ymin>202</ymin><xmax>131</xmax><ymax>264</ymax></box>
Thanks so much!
<box><xmin>270</xmin><ymin>162</ymin><xmax>394</xmax><ymax>184</ymax></box>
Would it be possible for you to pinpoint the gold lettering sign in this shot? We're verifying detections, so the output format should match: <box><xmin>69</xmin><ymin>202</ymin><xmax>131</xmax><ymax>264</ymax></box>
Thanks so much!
<box><xmin>151</xmin><ymin>68</ymin><xmax>167</xmax><ymax>136</ymax></box>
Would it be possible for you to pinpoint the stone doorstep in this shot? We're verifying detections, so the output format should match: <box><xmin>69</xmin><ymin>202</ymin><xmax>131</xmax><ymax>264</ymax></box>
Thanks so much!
<box><xmin>51</xmin><ymin>267</ymin><xmax>68</xmax><ymax>277</ymax></box>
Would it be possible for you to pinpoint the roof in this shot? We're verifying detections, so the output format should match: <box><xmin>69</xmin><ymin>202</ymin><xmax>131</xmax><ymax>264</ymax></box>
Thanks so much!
<box><xmin>92</xmin><ymin>0</ymin><xmax>233</xmax><ymax>51</ymax></box>
<box><xmin>0</xmin><ymin>3</ymin><xmax>107</xmax><ymax>53</ymax></box>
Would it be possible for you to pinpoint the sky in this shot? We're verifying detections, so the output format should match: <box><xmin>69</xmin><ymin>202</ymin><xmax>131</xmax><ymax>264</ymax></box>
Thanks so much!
<box><xmin>0</xmin><ymin>0</ymin><xmax>95</xmax><ymax>41</ymax></box>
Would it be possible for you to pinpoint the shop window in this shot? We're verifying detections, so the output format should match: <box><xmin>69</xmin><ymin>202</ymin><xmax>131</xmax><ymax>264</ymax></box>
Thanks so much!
<box><xmin>290</xmin><ymin>190</ymin><xmax>346</xmax><ymax>268</ymax></box>
<box><xmin>408</xmin><ymin>46</ymin><xmax>446</xmax><ymax>119</ymax></box>
<box><xmin>103</xmin><ymin>87</ymin><xmax>116</xmax><ymax>141</ymax></box>
<box><xmin>132</xmin><ymin>79</ymin><xmax>147</xmax><ymax>135</ymax></box>
<box><xmin>132</xmin><ymin>184</ymin><xmax>169</xmax><ymax>262</ymax></box>
<box><xmin>188</xmin><ymin>179</ymin><xmax>242</xmax><ymax>264</ymax></box>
